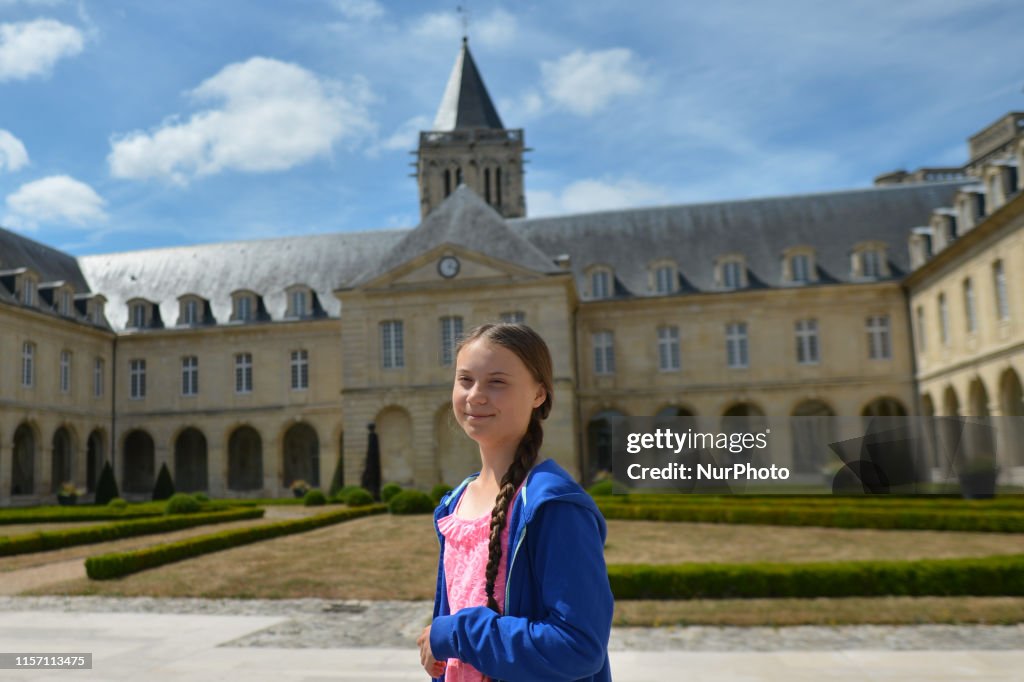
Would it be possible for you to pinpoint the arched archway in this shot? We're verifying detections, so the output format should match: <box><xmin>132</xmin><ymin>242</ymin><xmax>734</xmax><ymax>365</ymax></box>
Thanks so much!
<box><xmin>86</xmin><ymin>430</ymin><xmax>104</xmax><ymax>493</ymax></box>
<box><xmin>228</xmin><ymin>426</ymin><xmax>263</xmax><ymax>491</ymax></box>
<box><xmin>375</xmin><ymin>406</ymin><xmax>414</xmax><ymax>486</ymax></box>
<box><xmin>175</xmin><ymin>428</ymin><xmax>209</xmax><ymax>493</ymax></box>
<box><xmin>861</xmin><ymin>397</ymin><xmax>907</xmax><ymax>417</ymax></box>
<box><xmin>790</xmin><ymin>400</ymin><xmax>836</xmax><ymax>474</ymax></box>
<box><xmin>51</xmin><ymin>427</ymin><xmax>74</xmax><ymax>493</ymax></box>
<box><xmin>999</xmin><ymin>369</ymin><xmax>1024</xmax><ymax>465</ymax></box>
<box><xmin>966</xmin><ymin>378</ymin><xmax>997</xmax><ymax>460</ymax></box>
<box><xmin>587</xmin><ymin>409</ymin><xmax>626</xmax><ymax>482</ymax></box>
<box><xmin>123</xmin><ymin>430</ymin><xmax>155</xmax><ymax>494</ymax></box>
<box><xmin>11</xmin><ymin>423</ymin><xmax>36</xmax><ymax>495</ymax></box>
<box><xmin>721</xmin><ymin>402</ymin><xmax>768</xmax><ymax>467</ymax></box>
<box><xmin>920</xmin><ymin>394</ymin><xmax>940</xmax><ymax>469</ymax></box>
<box><xmin>282</xmin><ymin>422</ymin><xmax>320</xmax><ymax>488</ymax></box>
<box><xmin>436</xmin><ymin>404</ymin><xmax>479</xmax><ymax>485</ymax></box>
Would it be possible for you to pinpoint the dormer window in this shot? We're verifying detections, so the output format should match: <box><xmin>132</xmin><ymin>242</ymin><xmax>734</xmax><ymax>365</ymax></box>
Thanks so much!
<box><xmin>588</xmin><ymin>266</ymin><xmax>614</xmax><ymax>300</ymax></box>
<box><xmin>178</xmin><ymin>296</ymin><xmax>201</xmax><ymax>326</ymax></box>
<box><xmin>851</xmin><ymin>243</ymin><xmax>889</xmax><ymax>279</ymax></box>
<box><xmin>89</xmin><ymin>297</ymin><xmax>107</xmax><ymax>325</ymax></box>
<box><xmin>232</xmin><ymin>291</ymin><xmax>257</xmax><ymax>322</ymax></box>
<box><xmin>716</xmin><ymin>254</ymin><xmax>747</xmax><ymax>290</ymax></box>
<box><xmin>650</xmin><ymin>261</ymin><xmax>677</xmax><ymax>294</ymax></box>
<box><xmin>59</xmin><ymin>288</ymin><xmax>73</xmax><ymax>316</ymax></box>
<box><xmin>781</xmin><ymin>246</ymin><xmax>816</xmax><ymax>285</ymax></box>
<box><xmin>956</xmin><ymin>190</ymin><xmax>985</xmax><ymax>231</ymax></box>
<box><xmin>129</xmin><ymin>301</ymin><xmax>147</xmax><ymax>329</ymax></box>
<box><xmin>286</xmin><ymin>285</ymin><xmax>311</xmax><ymax>319</ymax></box>
<box><xmin>21</xmin><ymin>275</ymin><xmax>36</xmax><ymax>307</ymax></box>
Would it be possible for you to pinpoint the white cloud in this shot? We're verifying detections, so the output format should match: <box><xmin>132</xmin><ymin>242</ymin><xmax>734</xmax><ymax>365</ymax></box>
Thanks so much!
<box><xmin>0</xmin><ymin>19</ymin><xmax>83</xmax><ymax>81</ymax></box>
<box><xmin>498</xmin><ymin>89</ymin><xmax>544</xmax><ymax>124</ymax></box>
<box><xmin>333</xmin><ymin>0</ymin><xmax>384</xmax><ymax>22</ymax></box>
<box><xmin>108</xmin><ymin>57</ymin><xmax>376</xmax><ymax>184</ymax></box>
<box><xmin>0</xmin><ymin>129</ymin><xmax>29</xmax><ymax>171</ymax></box>
<box><xmin>528</xmin><ymin>177</ymin><xmax>670</xmax><ymax>217</ymax></box>
<box><xmin>4</xmin><ymin>175</ymin><xmax>106</xmax><ymax>230</ymax></box>
<box><xmin>372</xmin><ymin>115</ymin><xmax>430</xmax><ymax>155</ymax></box>
<box><xmin>540</xmin><ymin>48</ymin><xmax>646</xmax><ymax>116</ymax></box>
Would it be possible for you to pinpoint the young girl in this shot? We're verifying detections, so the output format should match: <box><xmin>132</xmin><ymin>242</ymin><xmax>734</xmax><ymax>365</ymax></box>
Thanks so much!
<box><xmin>416</xmin><ymin>323</ymin><xmax>614</xmax><ymax>681</ymax></box>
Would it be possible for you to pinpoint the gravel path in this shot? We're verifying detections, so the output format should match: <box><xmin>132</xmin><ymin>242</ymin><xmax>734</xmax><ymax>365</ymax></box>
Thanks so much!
<box><xmin>0</xmin><ymin>596</ymin><xmax>1020</xmax><ymax>652</ymax></box>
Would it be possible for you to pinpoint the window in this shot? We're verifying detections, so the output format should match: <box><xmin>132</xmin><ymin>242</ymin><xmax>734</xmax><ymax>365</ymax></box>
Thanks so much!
<box><xmin>380</xmin><ymin>320</ymin><xmax>404</xmax><ymax>369</ymax></box>
<box><xmin>439</xmin><ymin>316</ymin><xmax>463</xmax><ymax>366</ymax></box>
<box><xmin>861</xmin><ymin>249</ymin><xmax>881</xmax><ymax>278</ymax></box>
<box><xmin>591</xmin><ymin>270</ymin><xmax>611</xmax><ymax>299</ymax></box>
<box><xmin>182</xmin><ymin>356</ymin><xmax>198</xmax><ymax>396</ymax></box>
<box><xmin>59</xmin><ymin>350</ymin><xmax>71</xmax><ymax>393</ymax></box>
<box><xmin>60</xmin><ymin>291</ymin><xmax>71</xmax><ymax>316</ymax></box>
<box><xmin>994</xmin><ymin>260</ymin><xmax>1009</xmax><ymax>320</ymax></box>
<box><xmin>235</xmin><ymin>353</ymin><xmax>253</xmax><ymax>394</ymax></box>
<box><xmin>22</xmin><ymin>278</ymin><xmax>35</xmax><ymax>306</ymax></box>
<box><xmin>499</xmin><ymin>311</ymin><xmax>525</xmax><ymax>323</ymax></box>
<box><xmin>21</xmin><ymin>341</ymin><xmax>34</xmax><ymax>387</ymax></box>
<box><xmin>916</xmin><ymin>306</ymin><xmax>927</xmax><ymax>353</ymax></box>
<box><xmin>184</xmin><ymin>299</ymin><xmax>198</xmax><ymax>325</ymax></box>
<box><xmin>291</xmin><ymin>290</ymin><xmax>307</xmax><ymax>318</ymax></box>
<box><xmin>722</xmin><ymin>261</ymin><xmax>743</xmax><ymax>289</ymax></box>
<box><xmin>938</xmin><ymin>294</ymin><xmax>949</xmax><ymax>346</ymax></box>
<box><xmin>131</xmin><ymin>303</ymin><xmax>146</xmax><ymax>329</ymax></box>
<box><xmin>657</xmin><ymin>326</ymin><xmax>680</xmax><ymax>371</ymax></box>
<box><xmin>130</xmin><ymin>359</ymin><xmax>146</xmax><ymax>399</ymax></box>
<box><xmin>963</xmin><ymin>279</ymin><xmax>977</xmax><ymax>334</ymax></box>
<box><xmin>866</xmin><ymin>315</ymin><xmax>891</xmax><ymax>360</ymax></box>
<box><xmin>236</xmin><ymin>296</ymin><xmax>252</xmax><ymax>322</ymax></box>
<box><xmin>795</xmin><ymin>319</ymin><xmax>819</xmax><ymax>364</ymax></box>
<box><xmin>791</xmin><ymin>254</ymin><xmax>810</xmax><ymax>283</ymax></box>
<box><xmin>593</xmin><ymin>331</ymin><xmax>615</xmax><ymax>375</ymax></box>
<box><xmin>655</xmin><ymin>265</ymin><xmax>675</xmax><ymax>294</ymax></box>
<box><xmin>94</xmin><ymin>358</ymin><xmax>104</xmax><ymax>397</ymax></box>
<box><xmin>291</xmin><ymin>350</ymin><xmax>309</xmax><ymax>390</ymax></box>
<box><xmin>726</xmin><ymin>322</ymin><xmax>748</xmax><ymax>368</ymax></box>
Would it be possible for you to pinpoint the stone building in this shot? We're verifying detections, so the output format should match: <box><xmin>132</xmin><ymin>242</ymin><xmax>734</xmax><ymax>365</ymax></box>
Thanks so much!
<box><xmin>1</xmin><ymin>40</ymin><xmax>1021</xmax><ymax>505</ymax></box>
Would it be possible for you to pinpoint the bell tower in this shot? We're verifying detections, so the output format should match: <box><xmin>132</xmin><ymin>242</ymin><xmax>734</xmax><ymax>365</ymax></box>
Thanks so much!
<box><xmin>416</xmin><ymin>38</ymin><xmax>526</xmax><ymax>219</ymax></box>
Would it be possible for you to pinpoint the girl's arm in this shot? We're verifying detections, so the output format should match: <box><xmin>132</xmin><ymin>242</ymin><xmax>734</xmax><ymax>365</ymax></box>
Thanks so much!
<box><xmin>429</xmin><ymin>501</ymin><xmax>612</xmax><ymax>681</ymax></box>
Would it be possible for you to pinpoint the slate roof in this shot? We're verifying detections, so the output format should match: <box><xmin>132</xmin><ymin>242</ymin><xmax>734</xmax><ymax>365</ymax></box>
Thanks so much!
<box><xmin>344</xmin><ymin>185</ymin><xmax>562</xmax><ymax>288</ymax></box>
<box><xmin>432</xmin><ymin>38</ymin><xmax>505</xmax><ymax>131</ymax></box>
<box><xmin>510</xmin><ymin>180</ymin><xmax>970</xmax><ymax>297</ymax></box>
<box><xmin>6</xmin><ymin>179</ymin><xmax>972</xmax><ymax>333</ymax></box>
<box><xmin>77</xmin><ymin>229</ymin><xmax>405</xmax><ymax>331</ymax></box>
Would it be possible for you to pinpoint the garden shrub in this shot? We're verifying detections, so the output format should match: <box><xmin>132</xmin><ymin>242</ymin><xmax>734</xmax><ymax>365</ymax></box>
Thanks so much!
<box><xmin>389</xmin><ymin>490</ymin><xmax>436</xmax><ymax>515</ymax></box>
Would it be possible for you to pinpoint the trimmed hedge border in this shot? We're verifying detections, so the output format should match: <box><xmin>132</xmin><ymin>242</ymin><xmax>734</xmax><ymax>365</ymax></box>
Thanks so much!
<box><xmin>85</xmin><ymin>505</ymin><xmax>387</xmax><ymax>580</ymax></box>
<box><xmin>596</xmin><ymin>502</ymin><xmax>1024</xmax><ymax>533</ymax></box>
<box><xmin>599</xmin><ymin>494</ymin><xmax>1024</xmax><ymax>510</ymax></box>
<box><xmin>0</xmin><ymin>508</ymin><xmax>165</xmax><ymax>525</ymax></box>
<box><xmin>0</xmin><ymin>508</ymin><xmax>264</xmax><ymax>557</ymax></box>
<box><xmin>607</xmin><ymin>553</ymin><xmax>1024</xmax><ymax>599</ymax></box>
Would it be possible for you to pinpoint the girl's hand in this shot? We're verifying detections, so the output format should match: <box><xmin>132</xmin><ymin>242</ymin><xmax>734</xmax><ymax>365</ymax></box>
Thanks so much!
<box><xmin>418</xmin><ymin>624</ymin><xmax>447</xmax><ymax>678</ymax></box>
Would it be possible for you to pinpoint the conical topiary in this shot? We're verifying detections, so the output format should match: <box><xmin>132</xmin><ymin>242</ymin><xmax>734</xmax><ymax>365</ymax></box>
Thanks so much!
<box><xmin>152</xmin><ymin>462</ymin><xmax>175</xmax><ymax>501</ymax></box>
<box><xmin>94</xmin><ymin>461</ymin><xmax>120</xmax><ymax>506</ymax></box>
<box><xmin>328</xmin><ymin>453</ymin><xmax>345</xmax><ymax>499</ymax></box>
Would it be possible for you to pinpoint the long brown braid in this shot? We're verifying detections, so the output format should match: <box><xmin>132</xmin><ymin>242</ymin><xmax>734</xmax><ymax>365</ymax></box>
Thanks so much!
<box><xmin>454</xmin><ymin>323</ymin><xmax>554</xmax><ymax>621</ymax></box>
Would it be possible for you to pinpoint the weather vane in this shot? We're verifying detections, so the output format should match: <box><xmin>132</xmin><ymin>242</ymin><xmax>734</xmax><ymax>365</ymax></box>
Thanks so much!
<box><xmin>456</xmin><ymin>4</ymin><xmax>470</xmax><ymax>41</ymax></box>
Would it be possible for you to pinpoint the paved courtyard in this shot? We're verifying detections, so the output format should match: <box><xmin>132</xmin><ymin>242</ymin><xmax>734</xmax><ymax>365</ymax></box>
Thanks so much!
<box><xmin>0</xmin><ymin>597</ymin><xmax>1021</xmax><ymax>681</ymax></box>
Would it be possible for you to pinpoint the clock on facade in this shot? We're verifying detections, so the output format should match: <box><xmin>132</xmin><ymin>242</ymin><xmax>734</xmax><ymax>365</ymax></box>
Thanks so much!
<box><xmin>438</xmin><ymin>255</ymin><xmax>460</xmax><ymax>278</ymax></box>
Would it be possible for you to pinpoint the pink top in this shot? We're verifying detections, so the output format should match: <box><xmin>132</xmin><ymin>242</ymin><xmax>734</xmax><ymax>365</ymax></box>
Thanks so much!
<box><xmin>437</xmin><ymin>479</ymin><xmax>525</xmax><ymax>682</ymax></box>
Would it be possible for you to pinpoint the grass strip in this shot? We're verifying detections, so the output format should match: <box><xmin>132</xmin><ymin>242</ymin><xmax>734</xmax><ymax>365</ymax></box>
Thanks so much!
<box><xmin>85</xmin><ymin>505</ymin><xmax>386</xmax><ymax>580</ymax></box>
<box><xmin>597</xmin><ymin>501</ymin><xmax>1024</xmax><ymax>532</ymax></box>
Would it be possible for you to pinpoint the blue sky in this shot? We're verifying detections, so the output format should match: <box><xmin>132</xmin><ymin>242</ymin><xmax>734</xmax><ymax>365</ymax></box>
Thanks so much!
<box><xmin>0</xmin><ymin>0</ymin><xmax>1021</xmax><ymax>255</ymax></box>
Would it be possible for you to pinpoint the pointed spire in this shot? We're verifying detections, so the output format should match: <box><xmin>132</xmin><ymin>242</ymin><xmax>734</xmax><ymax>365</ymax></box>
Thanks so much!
<box><xmin>432</xmin><ymin>38</ymin><xmax>505</xmax><ymax>131</ymax></box>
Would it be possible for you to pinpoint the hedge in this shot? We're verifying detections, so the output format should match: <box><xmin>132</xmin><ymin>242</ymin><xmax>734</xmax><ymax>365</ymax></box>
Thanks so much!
<box><xmin>0</xmin><ymin>508</ymin><xmax>264</xmax><ymax>557</ymax></box>
<box><xmin>85</xmin><ymin>505</ymin><xmax>387</xmax><ymax>580</ymax></box>
<box><xmin>599</xmin><ymin>493</ymin><xmax>1024</xmax><ymax>510</ymax></box>
<box><xmin>607</xmin><ymin>553</ymin><xmax>1024</xmax><ymax>599</ymax></box>
<box><xmin>596</xmin><ymin>502</ymin><xmax>1024</xmax><ymax>533</ymax></box>
<box><xmin>0</xmin><ymin>507</ymin><xmax>164</xmax><ymax>525</ymax></box>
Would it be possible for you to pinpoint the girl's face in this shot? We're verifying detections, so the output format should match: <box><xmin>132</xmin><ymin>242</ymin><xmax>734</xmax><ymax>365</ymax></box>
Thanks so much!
<box><xmin>453</xmin><ymin>338</ymin><xmax>546</xmax><ymax>449</ymax></box>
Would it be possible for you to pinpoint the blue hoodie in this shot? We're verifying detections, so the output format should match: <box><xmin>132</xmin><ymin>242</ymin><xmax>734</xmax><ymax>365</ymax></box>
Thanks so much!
<box><xmin>429</xmin><ymin>458</ymin><xmax>614</xmax><ymax>682</ymax></box>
